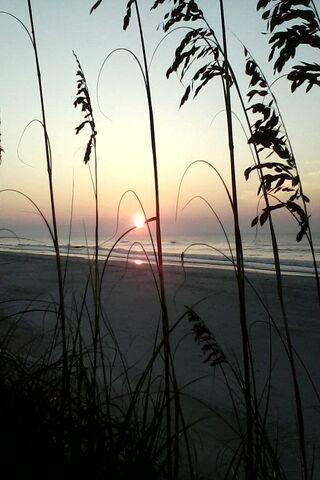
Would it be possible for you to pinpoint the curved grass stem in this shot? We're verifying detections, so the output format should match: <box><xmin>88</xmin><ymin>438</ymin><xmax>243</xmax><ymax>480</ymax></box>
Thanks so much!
<box><xmin>218</xmin><ymin>1</ymin><xmax>254</xmax><ymax>477</ymax></box>
<box><xmin>27</xmin><ymin>0</ymin><xmax>69</xmax><ymax>399</ymax></box>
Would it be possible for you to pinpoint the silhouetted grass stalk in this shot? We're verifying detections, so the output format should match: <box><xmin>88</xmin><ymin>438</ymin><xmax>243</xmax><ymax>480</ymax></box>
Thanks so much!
<box><xmin>73</xmin><ymin>51</ymin><xmax>100</xmax><ymax>389</ymax></box>
<box><xmin>26</xmin><ymin>0</ymin><xmax>69</xmax><ymax>397</ymax></box>
<box><xmin>255</xmin><ymin>0</ymin><xmax>320</xmax><ymax>309</ymax></box>
<box><xmin>133</xmin><ymin>3</ymin><xmax>176</xmax><ymax>478</ymax></box>
<box><xmin>218</xmin><ymin>2</ymin><xmax>255</xmax><ymax>476</ymax></box>
<box><xmin>240</xmin><ymin>50</ymin><xmax>310</xmax><ymax>478</ymax></box>
<box><xmin>220</xmin><ymin>46</ymin><xmax>310</xmax><ymax>477</ymax></box>
<box><xmin>214</xmin><ymin>36</ymin><xmax>311</xmax><ymax>476</ymax></box>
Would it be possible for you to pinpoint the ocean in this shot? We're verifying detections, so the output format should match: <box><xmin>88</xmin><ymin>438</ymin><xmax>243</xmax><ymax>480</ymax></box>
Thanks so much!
<box><xmin>0</xmin><ymin>229</ymin><xmax>319</xmax><ymax>277</ymax></box>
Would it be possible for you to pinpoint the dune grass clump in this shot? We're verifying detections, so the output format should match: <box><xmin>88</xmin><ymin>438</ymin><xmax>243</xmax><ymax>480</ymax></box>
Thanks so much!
<box><xmin>0</xmin><ymin>346</ymin><xmax>163</xmax><ymax>480</ymax></box>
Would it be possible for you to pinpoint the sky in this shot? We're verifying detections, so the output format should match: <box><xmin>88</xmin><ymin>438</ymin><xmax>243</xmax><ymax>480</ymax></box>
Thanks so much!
<box><xmin>0</xmin><ymin>0</ymin><xmax>319</xmax><ymax>243</ymax></box>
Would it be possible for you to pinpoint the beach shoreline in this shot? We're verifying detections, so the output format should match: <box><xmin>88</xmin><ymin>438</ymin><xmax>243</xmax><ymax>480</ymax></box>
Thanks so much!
<box><xmin>0</xmin><ymin>246</ymin><xmax>317</xmax><ymax>278</ymax></box>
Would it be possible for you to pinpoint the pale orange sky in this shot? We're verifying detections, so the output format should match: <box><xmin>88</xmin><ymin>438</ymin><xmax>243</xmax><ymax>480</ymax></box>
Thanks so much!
<box><xmin>0</xmin><ymin>1</ymin><xmax>319</xmax><ymax>242</ymax></box>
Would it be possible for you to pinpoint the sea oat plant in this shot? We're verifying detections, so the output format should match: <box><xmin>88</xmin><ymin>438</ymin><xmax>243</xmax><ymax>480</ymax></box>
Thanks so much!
<box><xmin>257</xmin><ymin>0</ymin><xmax>320</xmax><ymax>93</ymax></box>
<box><xmin>0</xmin><ymin>1</ymin><xmax>319</xmax><ymax>479</ymax></box>
<box><xmin>151</xmin><ymin>0</ymin><xmax>319</xmax><ymax>478</ymax></box>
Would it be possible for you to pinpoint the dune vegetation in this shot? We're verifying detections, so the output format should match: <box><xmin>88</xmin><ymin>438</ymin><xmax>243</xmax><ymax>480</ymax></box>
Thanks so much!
<box><xmin>0</xmin><ymin>1</ymin><xmax>319</xmax><ymax>479</ymax></box>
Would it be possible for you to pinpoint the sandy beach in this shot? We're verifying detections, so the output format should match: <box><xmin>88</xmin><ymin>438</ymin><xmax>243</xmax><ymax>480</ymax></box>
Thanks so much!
<box><xmin>0</xmin><ymin>251</ymin><xmax>319</xmax><ymax>478</ymax></box>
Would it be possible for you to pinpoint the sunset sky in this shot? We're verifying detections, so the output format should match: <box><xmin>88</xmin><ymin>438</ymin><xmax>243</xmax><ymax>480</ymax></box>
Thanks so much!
<box><xmin>0</xmin><ymin>0</ymin><xmax>319</xmax><ymax>242</ymax></box>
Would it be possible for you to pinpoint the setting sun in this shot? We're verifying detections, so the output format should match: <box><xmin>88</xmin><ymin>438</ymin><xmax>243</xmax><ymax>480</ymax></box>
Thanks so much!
<box><xmin>133</xmin><ymin>213</ymin><xmax>145</xmax><ymax>229</ymax></box>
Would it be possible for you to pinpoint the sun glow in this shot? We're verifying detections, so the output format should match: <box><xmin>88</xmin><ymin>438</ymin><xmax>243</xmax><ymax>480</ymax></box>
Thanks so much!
<box><xmin>134</xmin><ymin>213</ymin><xmax>145</xmax><ymax>229</ymax></box>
